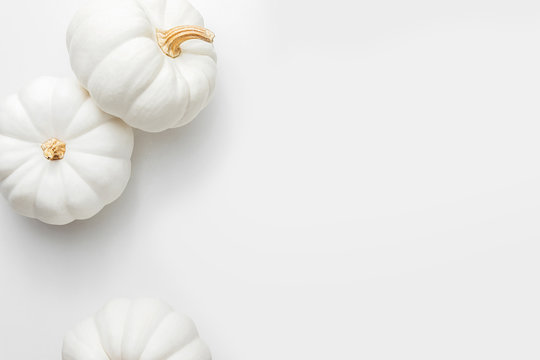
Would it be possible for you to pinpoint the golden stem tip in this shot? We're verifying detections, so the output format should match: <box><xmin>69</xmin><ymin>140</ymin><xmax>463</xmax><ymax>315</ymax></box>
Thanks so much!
<box><xmin>156</xmin><ymin>25</ymin><xmax>215</xmax><ymax>58</ymax></box>
<box><xmin>41</xmin><ymin>138</ymin><xmax>66</xmax><ymax>161</ymax></box>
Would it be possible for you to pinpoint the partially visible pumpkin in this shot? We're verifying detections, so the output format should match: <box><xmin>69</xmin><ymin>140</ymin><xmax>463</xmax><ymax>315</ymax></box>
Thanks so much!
<box><xmin>67</xmin><ymin>0</ymin><xmax>218</xmax><ymax>133</ymax></box>
<box><xmin>0</xmin><ymin>77</ymin><xmax>134</xmax><ymax>225</ymax></box>
<box><xmin>63</xmin><ymin>298</ymin><xmax>212</xmax><ymax>360</ymax></box>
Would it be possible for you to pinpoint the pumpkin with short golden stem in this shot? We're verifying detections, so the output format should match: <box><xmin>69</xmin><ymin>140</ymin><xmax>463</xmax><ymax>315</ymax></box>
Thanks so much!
<box><xmin>0</xmin><ymin>77</ymin><xmax>134</xmax><ymax>225</ymax></box>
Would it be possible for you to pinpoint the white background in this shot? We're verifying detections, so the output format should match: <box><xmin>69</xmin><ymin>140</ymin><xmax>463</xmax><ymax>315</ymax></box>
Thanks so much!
<box><xmin>0</xmin><ymin>0</ymin><xmax>540</xmax><ymax>358</ymax></box>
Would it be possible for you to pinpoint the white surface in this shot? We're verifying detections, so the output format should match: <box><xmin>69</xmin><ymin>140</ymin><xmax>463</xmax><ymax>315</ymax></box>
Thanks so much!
<box><xmin>0</xmin><ymin>0</ymin><xmax>540</xmax><ymax>358</ymax></box>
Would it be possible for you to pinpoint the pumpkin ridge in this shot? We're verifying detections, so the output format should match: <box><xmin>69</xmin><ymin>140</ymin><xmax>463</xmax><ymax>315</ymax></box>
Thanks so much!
<box><xmin>178</xmin><ymin>45</ymin><xmax>217</xmax><ymax>62</ymax></box>
<box><xmin>67</xmin><ymin>120</ymin><xmax>116</xmax><ymax>143</ymax></box>
<box><xmin>162</xmin><ymin>0</ymin><xmax>170</xmax><ymax>25</ymax></box>
<box><xmin>0</xmin><ymin>154</ymin><xmax>39</xmax><ymax>183</ymax></box>
<box><xmin>138</xmin><ymin>309</ymin><xmax>178</xmax><ymax>359</ymax></box>
<box><xmin>157</xmin><ymin>335</ymin><xmax>199</xmax><ymax>360</ymax></box>
<box><xmin>85</xmin><ymin>35</ymin><xmax>152</xmax><ymax>89</ymax></box>
<box><xmin>170</xmin><ymin>62</ymin><xmax>191</xmax><ymax>127</ymax></box>
<box><xmin>69</xmin><ymin>324</ymin><xmax>109</xmax><ymax>360</ymax></box>
<box><xmin>123</xmin><ymin>303</ymin><xmax>174</xmax><ymax>359</ymax></box>
<box><xmin>85</xmin><ymin>37</ymin><xmax>165</xmax><ymax>120</ymax></box>
<box><xmin>0</xmin><ymin>160</ymin><xmax>43</xmax><ymax>216</ymax></box>
<box><xmin>50</xmin><ymin>80</ymin><xmax>90</xmax><ymax>138</ymax></box>
<box><xmin>184</xmin><ymin>55</ymin><xmax>214</xmax><ymax>109</ymax></box>
<box><xmin>161</xmin><ymin>0</ymin><xmax>204</xmax><ymax>29</ymax></box>
<box><xmin>18</xmin><ymin>78</ymin><xmax>59</xmax><ymax>138</ymax></box>
<box><xmin>13</xmin><ymin>95</ymin><xmax>48</xmax><ymax>140</ymax></box>
<box><xmin>0</xmin><ymin>147</ymin><xmax>38</xmax><ymax>183</ymax></box>
<box><xmin>119</xmin><ymin>300</ymin><xmax>135</xmax><ymax>359</ymax></box>
<box><xmin>121</xmin><ymin>61</ymin><xmax>188</xmax><ymax>131</ymax></box>
<box><xmin>58</xmin><ymin>160</ymin><xmax>74</xmax><ymax>222</ymax></box>
<box><xmin>67</xmin><ymin>121</ymin><xmax>133</xmax><ymax>160</ymax></box>
<box><xmin>68</xmin><ymin>4</ymin><xmax>149</xmax><ymax>51</ymax></box>
<box><xmin>165</xmin><ymin>337</ymin><xmax>209</xmax><ymax>360</ymax></box>
<box><xmin>48</xmin><ymin>78</ymin><xmax>58</xmax><ymax>136</ymax></box>
<box><xmin>0</xmin><ymin>132</ymin><xmax>39</xmax><ymax>145</ymax></box>
<box><xmin>94</xmin><ymin>298</ymin><xmax>132</xmax><ymax>360</ymax></box>
<box><xmin>161</xmin><ymin>330</ymin><xmax>200</xmax><ymax>360</ymax></box>
<box><xmin>123</xmin><ymin>55</ymin><xmax>168</xmax><ymax>120</ymax></box>
<box><xmin>92</xmin><ymin>317</ymin><xmax>113</xmax><ymax>360</ymax></box>
<box><xmin>121</xmin><ymin>49</ymin><xmax>167</xmax><ymax>119</ymax></box>
<box><xmin>30</xmin><ymin>162</ymin><xmax>49</xmax><ymax>219</ymax></box>
<box><xmin>136</xmin><ymin>0</ymin><xmax>168</xmax><ymax>27</ymax></box>
<box><xmin>63</xmin><ymin>159</ymin><xmax>104</xmax><ymax>203</ymax></box>
<box><xmin>69</xmin><ymin>150</ymin><xmax>131</xmax><ymax>162</ymax></box>
<box><xmin>63</xmin><ymin>98</ymin><xmax>104</xmax><ymax>139</ymax></box>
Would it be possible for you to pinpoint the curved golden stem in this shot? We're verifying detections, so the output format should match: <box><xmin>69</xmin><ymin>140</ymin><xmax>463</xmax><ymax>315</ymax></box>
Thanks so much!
<box><xmin>156</xmin><ymin>25</ymin><xmax>215</xmax><ymax>58</ymax></box>
<box><xmin>41</xmin><ymin>138</ymin><xmax>66</xmax><ymax>161</ymax></box>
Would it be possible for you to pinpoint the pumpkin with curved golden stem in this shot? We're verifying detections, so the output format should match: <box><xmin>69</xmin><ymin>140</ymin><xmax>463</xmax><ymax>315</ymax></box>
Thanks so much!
<box><xmin>0</xmin><ymin>77</ymin><xmax>134</xmax><ymax>225</ymax></box>
<box><xmin>67</xmin><ymin>0</ymin><xmax>218</xmax><ymax>133</ymax></box>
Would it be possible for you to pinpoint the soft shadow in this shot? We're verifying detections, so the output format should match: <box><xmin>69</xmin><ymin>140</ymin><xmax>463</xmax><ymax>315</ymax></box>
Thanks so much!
<box><xmin>5</xmin><ymin>96</ymin><xmax>226</xmax><ymax>248</ymax></box>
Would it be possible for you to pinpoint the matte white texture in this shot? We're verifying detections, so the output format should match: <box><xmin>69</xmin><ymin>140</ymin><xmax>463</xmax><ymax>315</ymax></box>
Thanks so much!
<box><xmin>63</xmin><ymin>298</ymin><xmax>211</xmax><ymax>360</ymax></box>
<box><xmin>0</xmin><ymin>77</ymin><xmax>134</xmax><ymax>225</ymax></box>
<box><xmin>67</xmin><ymin>0</ymin><xmax>217</xmax><ymax>133</ymax></box>
<box><xmin>2</xmin><ymin>0</ymin><xmax>540</xmax><ymax>359</ymax></box>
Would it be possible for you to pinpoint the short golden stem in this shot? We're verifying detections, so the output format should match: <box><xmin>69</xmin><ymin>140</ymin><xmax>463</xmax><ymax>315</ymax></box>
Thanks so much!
<box><xmin>156</xmin><ymin>25</ymin><xmax>215</xmax><ymax>58</ymax></box>
<box><xmin>41</xmin><ymin>138</ymin><xmax>66</xmax><ymax>161</ymax></box>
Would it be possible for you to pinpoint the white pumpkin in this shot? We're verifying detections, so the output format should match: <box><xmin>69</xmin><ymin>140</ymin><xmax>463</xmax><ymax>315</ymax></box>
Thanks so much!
<box><xmin>67</xmin><ymin>0</ymin><xmax>218</xmax><ymax>133</ymax></box>
<box><xmin>0</xmin><ymin>77</ymin><xmax>134</xmax><ymax>225</ymax></box>
<box><xmin>63</xmin><ymin>298</ymin><xmax>212</xmax><ymax>360</ymax></box>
